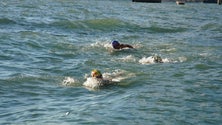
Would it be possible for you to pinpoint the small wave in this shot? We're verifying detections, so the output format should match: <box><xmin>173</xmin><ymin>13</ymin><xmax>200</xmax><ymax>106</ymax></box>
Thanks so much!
<box><xmin>201</xmin><ymin>23</ymin><xmax>222</xmax><ymax>32</ymax></box>
<box><xmin>50</xmin><ymin>20</ymin><xmax>80</xmax><ymax>30</ymax></box>
<box><xmin>50</xmin><ymin>18</ymin><xmax>128</xmax><ymax>31</ymax></box>
<box><xmin>149</xmin><ymin>25</ymin><xmax>187</xmax><ymax>33</ymax></box>
<box><xmin>84</xmin><ymin>18</ymin><xmax>126</xmax><ymax>30</ymax></box>
<box><xmin>1</xmin><ymin>2</ymin><xmax>7</xmax><ymax>6</ymax></box>
<box><xmin>0</xmin><ymin>18</ymin><xmax>16</xmax><ymax>24</ymax></box>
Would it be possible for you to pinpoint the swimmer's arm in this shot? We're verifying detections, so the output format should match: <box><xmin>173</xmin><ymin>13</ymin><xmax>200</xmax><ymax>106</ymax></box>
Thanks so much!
<box><xmin>120</xmin><ymin>44</ymin><xmax>133</xmax><ymax>49</ymax></box>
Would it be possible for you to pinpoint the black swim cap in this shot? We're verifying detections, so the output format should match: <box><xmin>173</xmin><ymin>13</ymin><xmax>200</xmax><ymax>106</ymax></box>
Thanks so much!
<box><xmin>112</xmin><ymin>41</ymin><xmax>120</xmax><ymax>49</ymax></box>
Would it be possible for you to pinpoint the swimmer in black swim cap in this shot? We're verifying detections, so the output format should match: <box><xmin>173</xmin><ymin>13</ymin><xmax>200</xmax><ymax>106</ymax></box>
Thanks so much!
<box><xmin>112</xmin><ymin>41</ymin><xmax>133</xmax><ymax>49</ymax></box>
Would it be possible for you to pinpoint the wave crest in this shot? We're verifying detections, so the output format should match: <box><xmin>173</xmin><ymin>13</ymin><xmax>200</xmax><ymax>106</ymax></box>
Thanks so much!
<box><xmin>50</xmin><ymin>18</ymin><xmax>128</xmax><ymax>31</ymax></box>
<box><xmin>0</xmin><ymin>18</ymin><xmax>16</xmax><ymax>24</ymax></box>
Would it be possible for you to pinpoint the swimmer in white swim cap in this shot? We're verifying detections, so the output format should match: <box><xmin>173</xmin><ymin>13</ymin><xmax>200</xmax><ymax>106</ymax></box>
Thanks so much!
<box><xmin>112</xmin><ymin>40</ymin><xmax>133</xmax><ymax>49</ymax></box>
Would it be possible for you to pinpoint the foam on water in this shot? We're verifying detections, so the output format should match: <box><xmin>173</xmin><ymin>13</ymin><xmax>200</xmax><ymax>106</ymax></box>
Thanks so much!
<box><xmin>83</xmin><ymin>77</ymin><xmax>105</xmax><ymax>89</ymax></box>
<box><xmin>102</xmin><ymin>69</ymin><xmax>136</xmax><ymax>82</ymax></box>
<box><xmin>61</xmin><ymin>77</ymin><xmax>80</xmax><ymax>86</ymax></box>
<box><xmin>90</xmin><ymin>40</ymin><xmax>112</xmax><ymax>50</ymax></box>
<box><xmin>178</xmin><ymin>56</ymin><xmax>187</xmax><ymax>62</ymax></box>
<box><xmin>116</xmin><ymin>55</ymin><xmax>137</xmax><ymax>62</ymax></box>
<box><xmin>83</xmin><ymin>69</ymin><xmax>135</xmax><ymax>89</ymax></box>
<box><xmin>139</xmin><ymin>56</ymin><xmax>156</xmax><ymax>64</ymax></box>
<box><xmin>139</xmin><ymin>56</ymin><xmax>170</xmax><ymax>64</ymax></box>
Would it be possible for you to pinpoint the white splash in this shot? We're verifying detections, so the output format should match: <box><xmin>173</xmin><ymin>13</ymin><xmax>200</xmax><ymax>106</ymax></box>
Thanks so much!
<box><xmin>162</xmin><ymin>58</ymin><xmax>170</xmax><ymax>63</ymax></box>
<box><xmin>90</xmin><ymin>41</ymin><xmax>113</xmax><ymax>49</ymax></box>
<box><xmin>62</xmin><ymin>77</ymin><xmax>79</xmax><ymax>86</ymax></box>
<box><xmin>103</xmin><ymin>69</ymin><xmax>135</xmax><ymax>82</ymax></box>
<box><xmin>65</xmin><ymin>112</ymin><xmax>70</xmax><ymax>116</ymax></box>
<box><xmin>90</xmin><ymin>41</ymin><xmax>102</xmax><ymax>47</ymax></box>
<box><xmin>139</xmin><ymin>56</ymin><xmax>156</xmax><ymax>64</ymax></box>
<box><xmin>83</xmin><ymin>77</ymin><xmax>106</xmax><ymax>89</ymax></box>
<box><xmin>89</xmin><ymin>41</ymin><xmax>114</xmax><ymax>53</ymax></box>
<box><xmin>139</xmin><ymin>56</ymin><xmax>170</xmax><ymax>64</ymax></box>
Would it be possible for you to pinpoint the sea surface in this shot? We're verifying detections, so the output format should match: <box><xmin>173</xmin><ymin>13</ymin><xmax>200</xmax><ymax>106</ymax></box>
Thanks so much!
<box><xmin>0</xmin><ymin>0</ymin><xmax>222</xmax><ymax>124</ymax></box>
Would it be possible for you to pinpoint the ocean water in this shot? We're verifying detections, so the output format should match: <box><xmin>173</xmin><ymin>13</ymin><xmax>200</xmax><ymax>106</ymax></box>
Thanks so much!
<box><xmin>0</xmin><ymin>0</ymin><xmax>222</xmax><ymax>124</ymax></box>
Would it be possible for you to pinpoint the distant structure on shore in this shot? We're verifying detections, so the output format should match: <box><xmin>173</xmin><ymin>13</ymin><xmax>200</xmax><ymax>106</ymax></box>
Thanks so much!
<box><xmin>203</xmin><ymin>0</ymin><xmax>216</xmax><ymax>3</ymax></box>
<box><xmin>203</xmin><ymin>0</ymin><xmax>221</xmax><ymax>4</ymax></box>
<box><xmin>176</xmin><ymin>0</ymin><xmax>185</xmax><ymax>5</ymax></box>
<box><xmin>132</xmin><ymin>0</ymin><xmax>161</xmax><ymax>3</ymax></box>
<box><xmin>132</xmin><ymin>0</ymin><xmax>221</xmax><ymax>4</ymax></box>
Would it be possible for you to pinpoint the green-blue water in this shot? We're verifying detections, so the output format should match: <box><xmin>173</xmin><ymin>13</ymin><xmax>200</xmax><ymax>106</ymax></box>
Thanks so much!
<box><xmin>1</xmin><ymin>0</ymin><xmax>222</xmax><ymax>124</ymax></box>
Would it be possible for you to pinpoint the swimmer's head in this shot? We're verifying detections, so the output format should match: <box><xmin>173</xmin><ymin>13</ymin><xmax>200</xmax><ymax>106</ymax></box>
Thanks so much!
<box><xmin>153</xmin><ymin>55</ymin><xmax>163</xmax><ymax>63</ymax></box>
<box><xmin>91</xmin><ymin>69</ymin><xmax>103</xmax><ymax>78</ymax></box>
<box><xmin>112</xmin><ymin>41</ymin><xmax>120</xmax><ymax>49</ymax></box>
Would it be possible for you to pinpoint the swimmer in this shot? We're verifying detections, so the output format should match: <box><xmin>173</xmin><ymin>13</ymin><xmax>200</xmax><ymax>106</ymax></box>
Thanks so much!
<box><xmin>112</xmin><ymin>40</ymin><xmax>133</xmax><ymax>49</ymax></box>
<box><xmin>83</xmin><ymin>69</ymin><xmax>112</xmax><ymax>89</ymax></box>
<box><xmin>91</xmin><ymin>69</ymin><xmax>103</xmax><ymax>79</ymax></box>
<box><xmin>139</xmin><ymin>55</ymin><xmax>164</xmax><ymax>64</ymax></box>
<box><xmin>153</xmin><ymin>55</ymin><xmax>163</xmax><ymax>63</ymax></box>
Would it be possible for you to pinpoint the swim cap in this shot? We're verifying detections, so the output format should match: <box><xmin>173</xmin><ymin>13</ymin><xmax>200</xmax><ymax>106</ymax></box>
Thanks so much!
<box><xmin>91</xmin><ymin>69</ymin><xmax>102</xmax><ymax>78</ymax></box>
<box><xmin>112</xmin><ymin>41</ymin><xmax>120</xmax><ymax>49</ymax></box>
